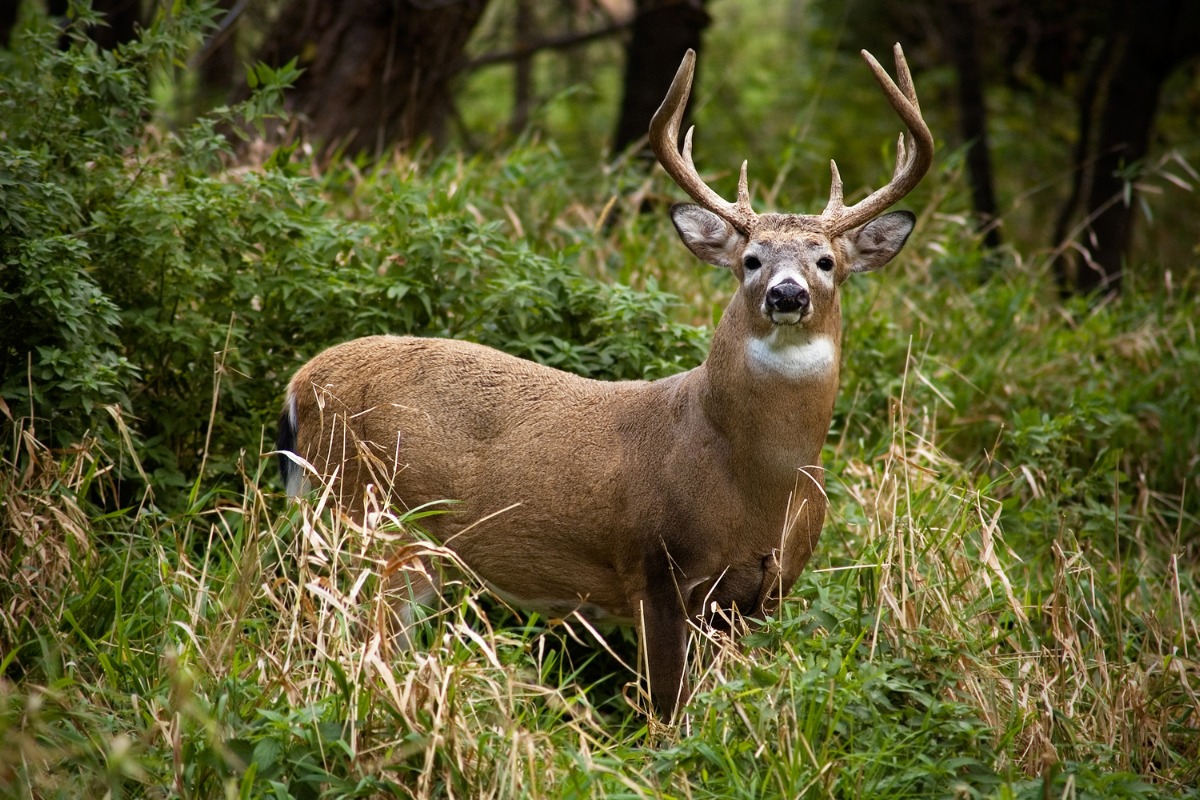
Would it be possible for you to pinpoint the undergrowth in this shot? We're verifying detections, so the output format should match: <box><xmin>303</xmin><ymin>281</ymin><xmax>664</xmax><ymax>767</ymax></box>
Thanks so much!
<box><xmin>4</xmin><ymin>327</ymin><xmax>1197</xmax><ymax>797</ymax></box>
<box><xmin>2</xmin><ymin>3</ymin><xmax>1198</xmax><ymax>799</ymax></box>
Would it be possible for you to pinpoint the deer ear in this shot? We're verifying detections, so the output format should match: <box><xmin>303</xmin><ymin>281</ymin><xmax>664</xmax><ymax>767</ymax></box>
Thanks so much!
<box><xmin>845</xmin><ymin>210</ymin><xmax>915</xmax><ymax>273</ymax></box>
<box><xmin>670</xmin><ymin>204</ymin><xmax>745</xmax><ymax>269</ymax></box>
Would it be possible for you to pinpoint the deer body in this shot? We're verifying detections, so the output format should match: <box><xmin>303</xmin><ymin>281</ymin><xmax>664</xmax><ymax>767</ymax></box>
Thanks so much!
<box><xmin>284</xmin><ymin>323</ymin><xmax>832</xmax><ymax>617</ymax></box>
<box><xmin>279</xmin><ymin>45</ymin><xmax>932</xmax><ymax>719</ymax></box>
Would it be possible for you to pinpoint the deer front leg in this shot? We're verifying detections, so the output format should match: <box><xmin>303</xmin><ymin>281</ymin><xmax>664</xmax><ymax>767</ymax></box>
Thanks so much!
<box><xmin>637</xmin><ymin>588</ymin><xmax>690</xmax><ymax>720</ymax></box>
<box><xmin>633</xmin><ymin>543</ymin><xmax>697</xmax><ymax>720</ymax></box>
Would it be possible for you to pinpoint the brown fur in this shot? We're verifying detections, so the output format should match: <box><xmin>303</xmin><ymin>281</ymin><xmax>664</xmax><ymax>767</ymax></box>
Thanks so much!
<box><xmin>281</xmin><ymin>44</ymin><xmax>932</xmax><ymax>720</ymax></box>
<box><xmin>280</xmin><ymin>207</ymin><xmax>916</xmax><ymax>719</ymax></box>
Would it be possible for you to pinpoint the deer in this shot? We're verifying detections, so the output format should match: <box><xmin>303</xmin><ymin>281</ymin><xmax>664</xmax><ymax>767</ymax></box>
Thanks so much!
<box><xmin>276</xmin><ymin>43</ymin><xmax>932</xmax><ymax>721</ymax></box>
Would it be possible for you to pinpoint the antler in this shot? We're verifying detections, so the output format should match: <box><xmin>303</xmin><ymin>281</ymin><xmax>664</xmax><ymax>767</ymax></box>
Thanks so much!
<box><xmin>821</xmin><ymin>43</ymin><xmax>934</xmax><ymax>236</ymax></box>
<box><xmin>649</xmin><ymin>49</ymin><xmax>757</xmax><ymax>234</ymax></box>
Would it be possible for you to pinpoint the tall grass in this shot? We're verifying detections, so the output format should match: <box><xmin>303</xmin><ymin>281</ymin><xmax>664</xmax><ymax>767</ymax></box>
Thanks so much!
<box><xmin>2</xmin><ymin>182</ymin><xmax>1197</xmax><ymax>796</ymax></box>
<box><xmin>2</xmin><ymin>5</ymin><xmax>1197</xmax><ymax>796</ymax></box>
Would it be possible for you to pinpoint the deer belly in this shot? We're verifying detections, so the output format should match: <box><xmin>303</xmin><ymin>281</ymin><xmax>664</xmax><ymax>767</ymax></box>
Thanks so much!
<box><xmin>485</xmin><ymin>582</ymin><xmax>634</xmax><ymax>625</ymax></box>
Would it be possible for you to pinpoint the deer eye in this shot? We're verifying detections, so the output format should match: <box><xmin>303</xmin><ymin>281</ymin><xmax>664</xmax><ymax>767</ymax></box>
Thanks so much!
<box><xmin>743</xmin><ymin>255</ymin><xmax>762</xmax><ymax>271</ymax></box>
<box><xmin>817</xmin><ymin>256</ymin><xmax>835</xmax><ymax>271</ymax></box>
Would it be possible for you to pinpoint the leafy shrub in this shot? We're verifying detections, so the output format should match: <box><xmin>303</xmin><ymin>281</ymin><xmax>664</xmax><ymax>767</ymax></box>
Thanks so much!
<box><xmin>1</xmin><ymin>4</ymin><xmax>1196</xmax><ymax>799</ymax></box>
<box><xmin>0</xmin><ymin>3</ymin><xmax>707</xmax><ymax>509</ymax></box>
<box><xmin>836</xmin><ymin>214</ymin><xmax>1200</xmax><ymax>554</ymax></box>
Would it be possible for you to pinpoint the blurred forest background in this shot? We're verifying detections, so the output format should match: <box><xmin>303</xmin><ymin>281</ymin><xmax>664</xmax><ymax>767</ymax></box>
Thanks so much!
<box><xmin>1</xmin><ymin>1</ymin><xmax>1198</xmax><ymax>797</ymax></box>
<box><xmin>260</xmin><ymin>0</ymin><xmax>1197</xmax><ymax>297</ymax></box>
<box><xmin>5</xmin><ymin>0</ymin><xmax>1197</xmax><ymax>291</ymax></box>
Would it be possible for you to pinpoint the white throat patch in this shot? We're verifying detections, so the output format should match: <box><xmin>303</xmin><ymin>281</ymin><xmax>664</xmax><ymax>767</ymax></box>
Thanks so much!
<box><xmin>746</xmin><ymin>332</ymin><xmax>836</xmax><ymax>381</ymax></box>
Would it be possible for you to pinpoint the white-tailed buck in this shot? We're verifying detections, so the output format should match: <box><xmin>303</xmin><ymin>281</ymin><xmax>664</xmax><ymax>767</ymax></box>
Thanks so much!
<box><xmin>277</xmin><ymin>44</ymin><xmax>932</xmax><ymax>720</ymax></box>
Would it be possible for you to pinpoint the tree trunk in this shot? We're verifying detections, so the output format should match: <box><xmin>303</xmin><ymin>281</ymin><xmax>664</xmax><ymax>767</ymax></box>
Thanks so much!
<box><xmin>1057</xmin><ymin>0</ymin><xmax>1196</xmax><ymax>295</ymax></box>
<box><xmin>1050</xmin><ymin>31</ymin><xmax>1109</xmax><ymax>296</ymax></box>
<box><xmin>196</xmin><ymin>0</ymin><xmax>241</xmax><ymax>105</ymax></box>
<box><xmin>943</xmin><ymin>0</ymin><xmax>1001</xmax><ymax>252</ymax></box>
<box><xmin>0</xmin><ymin>0</ymin><xmax>17</xmax><ymax>48</ymax></box>
<box><xmin>86</xmin><ymin>0</ymin><xmax>139</xmax><ymax>51</ymax></box>
<box><xmin>511</xmin><ymin>0</ymin><xmax>535</xmax><ymax>134</ymax></box>
<box><xmin>250</xmin><ymin>0</ymin><xmax>489</xmax><ymax>158</ymax></box>
<box><xmin>612</xmin><ymin>0</ymin><xmax>710</xmax><ymax>156</ymax></box>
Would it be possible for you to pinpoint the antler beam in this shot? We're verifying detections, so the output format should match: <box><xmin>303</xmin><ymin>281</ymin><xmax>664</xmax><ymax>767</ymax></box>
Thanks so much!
<box><xmin>821</xmin><ymin>43</ymin><xmax>934</xmax><ymax>236</ymax></box>
<box><xmin>649</xmin><ymin>49</ymin><xmax>758</xmax><ymax>234</ymax></box>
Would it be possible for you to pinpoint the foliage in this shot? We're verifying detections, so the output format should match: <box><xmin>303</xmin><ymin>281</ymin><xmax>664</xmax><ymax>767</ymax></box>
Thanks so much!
<box><xmin>0</xmin><ymin>4</ymin><xmax>706</xmax><ymax>509</ymax></box>
<box><xmin>1</xmin><ymin>3</ymin><xmax>1198</xmax><ymax>800</ymax></box>
<box><xmin>837</xmin><ymin>212</ymin><xmax>1200</xmax><ymax>547</ymax></box>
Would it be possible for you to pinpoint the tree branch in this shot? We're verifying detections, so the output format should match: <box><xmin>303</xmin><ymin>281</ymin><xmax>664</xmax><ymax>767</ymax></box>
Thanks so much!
<box><xmin>463</xmin><ymin>18</ymin><xmax>632</xmax><ymax>71</ymax></box>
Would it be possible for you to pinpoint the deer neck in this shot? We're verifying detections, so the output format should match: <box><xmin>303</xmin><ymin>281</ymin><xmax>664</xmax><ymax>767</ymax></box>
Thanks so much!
<box><xmin>697</xmin><ymin>299</ymin><xmax>842</xmax><ymax>479</ymax></box>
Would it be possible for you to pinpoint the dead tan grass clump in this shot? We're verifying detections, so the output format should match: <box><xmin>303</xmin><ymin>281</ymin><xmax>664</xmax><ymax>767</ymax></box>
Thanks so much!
<box><xmin>837</xmin><ymin>353</ymin><xmax>1200</xmax><ymax>789</ymax></box>
<box><xmin>0</xmin><ymin>399</ymin><xmax>99</xmax><ymax>652</ymax></box>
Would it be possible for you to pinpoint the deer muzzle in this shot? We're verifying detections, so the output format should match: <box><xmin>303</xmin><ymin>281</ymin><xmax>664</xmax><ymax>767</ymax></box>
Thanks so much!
<box><xmin>766</xmin><ymin>281</ymin><xmax>810</xmax><ymax>319</ymax></box>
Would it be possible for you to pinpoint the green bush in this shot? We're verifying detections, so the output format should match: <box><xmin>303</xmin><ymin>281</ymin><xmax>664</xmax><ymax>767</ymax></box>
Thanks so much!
<box><xmin>1</xmin><ymin>4</ymin><xmax>1196</xmax><ymax>799</ymax></box>
<box><xmin>0</xmin><ymin>3</ymin><xmax>707</xmax><ymax>509</ymax></box>
<box><xmin>835</xmin><ymin>214</ymin><xmax>1200</xmax><ymax>554</ymax></box>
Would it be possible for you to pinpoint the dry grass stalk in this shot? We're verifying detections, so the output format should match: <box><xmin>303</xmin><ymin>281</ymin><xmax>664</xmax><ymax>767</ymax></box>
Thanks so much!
<box><xmin>0</xmin><ymin>400</ymin><xmax>98</xmax><ymax>651</ymax></box>
<box><xmin>841</xmin><ymin>351</ymin><xmax>1200</xmax><ymax>784</ymax></box>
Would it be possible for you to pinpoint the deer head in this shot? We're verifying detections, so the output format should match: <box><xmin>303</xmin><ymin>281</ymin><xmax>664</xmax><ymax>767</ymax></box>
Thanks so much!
<box><xmin>650</xmin><ymin>44</ymin><xmax>934</xmax><ymax>376</ymax></box>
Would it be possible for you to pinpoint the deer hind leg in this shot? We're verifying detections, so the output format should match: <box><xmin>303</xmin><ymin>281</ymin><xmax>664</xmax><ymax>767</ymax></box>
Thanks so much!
<box><xmin>383</xmin><ymin>549</ymin><xmax>442</xmax><ymax>650</ymax></box>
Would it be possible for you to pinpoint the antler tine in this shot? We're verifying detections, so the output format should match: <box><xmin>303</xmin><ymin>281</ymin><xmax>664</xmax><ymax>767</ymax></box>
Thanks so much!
<box><xmin>823</xmin><ymin>159</ymin><xmax>844</xmax><ymax>216</ymax></box>
<box><xmin>894</xmin><ymin>133</ymin><xmax>908</xmax><ymax>180</ymax></box>
<box><xmin>892</xmin><ymin>42</ymin><xmax>920</xmax><ymax>110</ymax></box>
<box><xmin>650</xmin><ymin>49</ymin><xmax>757</xmax><ymax>233</ymax></box>
<box><xmin>822</xmin><ymin>43</ymin><xmax>934</xmax><ymax>237</ymax></box>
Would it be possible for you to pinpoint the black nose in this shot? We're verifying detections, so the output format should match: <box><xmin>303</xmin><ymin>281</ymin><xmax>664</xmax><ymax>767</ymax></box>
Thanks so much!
<box><xmin>767</xmin><ymin>282</ymin><xmax>810</xmax><ymax>314</ymax></box>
